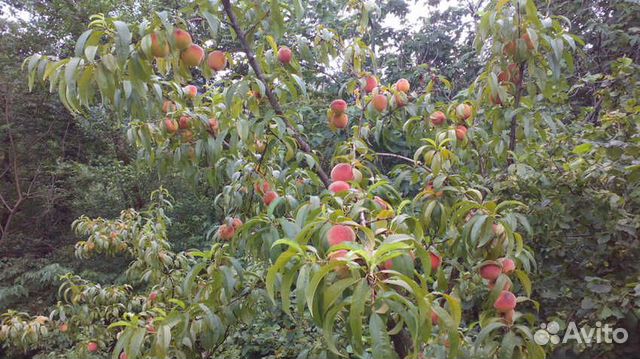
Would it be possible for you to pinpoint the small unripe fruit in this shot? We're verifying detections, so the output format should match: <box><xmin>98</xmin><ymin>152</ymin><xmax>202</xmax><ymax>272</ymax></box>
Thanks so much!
<box><xmin>150</xmin><ymin>33</ymin><xmax>170</xmax><ymax>58</ymax></box>
<box><xmin>327</xmin><ymin>224</ymin><xmax>356</xmax><ymax>246</ymax></box>
<box><xmin>372</xmin><ymin>94</ymin><xmax>387</xmax><ymax>112</ymax></box>
<box><xmin>331</xmin><ymin>113</ymin><xmax>349</xmax><ymax>128</ymax></box>
<box><xmin>455</xmin><ymin>125</ymin><xmax>468</xmax><ymax>141</ymax></box>
<box><xmin>207</xmin><ymin>50</ymin><xmax>227</xmax><ymax>71</ymax></box>
<box><xmin>455</xmin><ymin>103</ymin><xmax>472</xmax><ymax>120</ymax></box>
<box><xmin>330</xmin><ymin>99</ymin><xmax>348</xmax><ymax>114</ymax></box>
<box><xmin>430</xmin><ymin>111</ymin><xmax>446</xmax><ymax>126</ymax></box>
<box><xmin>164</xmin><ymin>118</ymin><xmax>178</xmax><ymax>133</ymax></box>
<box><xmin>330</xmin><ymin>163</ymin><xmax>354</xmax><ymax>182</ymax></box>
<box><xmin>149</xmin><ymin>291</ymin><xmax>158</xmax><ymax>301</ymax></box>
<box><xmin>480</xmin><ymin>263</ymin><xmax>502</xmax><ymax>281</ymax></box>
<box><xmin>254</xmin><ymin>181</ymin><xmax>271</xmax><ymax>195</ymax></box>
<box><xmin>173</xmin><ymin>29</ymin><xmax>192</xmax><ymax>50</ymax></box>
<box><xmin>87</xmin><ymin>342</ymin><xmax>98</xmax><ymax>353</ymax></box>
<box><xmin>179</xmin><ymin>116</ymin><xmax>190</xmax><ymax>129</ymax></box>
<box><xmin>494</xmin><ymin>290</ymin><xmax>517</xmax><ymax>313</ymax></box>
<box><xmin>429</xmin><ymin>252</ymin><xmax>442</xmax><ymax>271</ymax></box>
<box><xmin>363</xmin><ymin>75</ymin><xmax>378</xmax><ymax>93</ymax></box>
<box><xmin>329</xmin><ymin>180</ymin><xmax>351</xmax><ymax>193</ymax></box>
<box><xmin>219</xmin><ymin>224</ymin><xmax>235</xmax><ymax>241</ymax></box>
<box><xmin>162</xmin><ymin>100</ymin><xmax>175</xmax><ymax>113</ymax></box>
<box><xmin>183</xmin><ymin>85</ymin><xmax>197</xmax><ymax>98</ymax></box>
<box><xmin>395</xmin><ymin>78</ymin><xmax>410</xmax><ymax>93</ymax></box>
<box><xmin>181</xmin><ymin>44</ymin><xmax>205</xmax><ymax>67</ymax></box>
<box><xmin>499</xmin><ymin>258</ymin><xmax>516</xmax><ymax>274</ymax></box>
<box><xmin>278</xmin><ymin>46</ymin><xmax>292</xmax><ymax>64</ymax></box>
<box><xmin>263</xmin><ymin>190</ymin><xmax>279</xmax><ymax>205</ymax></box>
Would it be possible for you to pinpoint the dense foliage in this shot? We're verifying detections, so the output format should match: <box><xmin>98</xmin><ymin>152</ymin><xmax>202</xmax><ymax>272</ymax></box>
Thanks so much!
<box><xmin>1</xmin><ymin>0</ymin><xmax>639</xmax><ymax>358</ymax></box>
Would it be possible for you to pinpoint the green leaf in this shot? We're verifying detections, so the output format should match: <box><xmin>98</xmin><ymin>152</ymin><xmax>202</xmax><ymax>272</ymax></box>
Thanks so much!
<box><xmin>370</xmin><ymin>313</ymin><xmax>399</xmax><ymax>359</ymax></box>
<box><xmin>114</xmin><ymin>21</ymin><xmax>132</xmax><ymax>65</ymax></box>
<box><xmin>349</xmin><ymin>279</ymin><xmax>368</xmax><ymax>355</ymax></box>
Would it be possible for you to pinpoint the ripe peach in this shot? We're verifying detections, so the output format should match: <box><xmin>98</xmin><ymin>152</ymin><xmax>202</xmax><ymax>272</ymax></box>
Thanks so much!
<box><xmin>162</xmin><ymin>100</ymin><xmax>175</xmax><ymax>113</ymax></box>
<box><xmin>149</xmin><ymin>291</ymin><xmax>158</xmax><ymax>301</ymax></box>
<box><xmin>395</xmin><ymin>78</ymin><xmax>410</xmax><ymax>93</ymax></box>
<box><xmin>499</xmin><ymin>258</ymin><xmax>516</xmax><ymax>274</ymax></box>
<box><xmin>384</xmin><ymin>259</ymin><xmax>394</xmax><ymax>270</ymax></box>
<box><xmin>183</xmin><ymin>85</ymin><xmax>197</xmax><ymax>98</ymax></box>
<box><xmin>327</xmin><ymin>224</ymin><xmax>356</xmax><ymax>246</ymax></box>
<box><xmin>455</xmin><ymin>103</ymin><xmax>472</xmax><ymax>120</ymax></box>
<box><xmin>181</xmin><ymin>44</ymin><xmax>205</xmax><ymax>67</ymax></box>
<box><xmin>164</xmin><ymin>118</ymin><xmax>178</xmax><ymax>133</ymax></box>
<box><xmin>87</xmin><ymin>342</ymin><xmax>98</xmax><ymax>352</ymax></box>
<box><xmin>207</xmin><ymin>50</ymin><xmax>227</xmax><ymax>71</ymax></box>
<box><xmin>219</xmin><ymin>224</ymin><xmax>235</xmax><ymax>241</ymax></box>
<box><xmin>178</xmin><ymin>116</ymin><xmax>190</xmax><ymax>129</ymax></box>
<box><xmin>508</xmin><ymin>63</ymin><xmax>522</xmax><ymax>85</ymax></box>
<box><xmin>394</xmin><ymin>93</ymin><xmax>406</xmax><ymax>107</ymax></box>
<box><xmin>494</xmin><ymin>290</ymin><xmax>517</xmax><ymax>313</ymax></box>
<box><xmin>363</xmin><ymin>75</ymin><xmax>378</xmax><ymax>93</ymax></box>
<box><xmin>59</xmin><ymin>323</ymin><xmax>68</xmax><ymax>332</ymax></box>
<box><xmin>480</xmin><ymin>262</ymin><xmax>502</xmax><ymax>281</ymax></box>
<box><xmin>278</xmin><ymin>46</ymin><xmax>292</xmax><ymax>64</ymax></box>
<box><xmin>150</xmin><ymin>33</ymin><xmax>170</xmax><ymax>58</ymax></box>
<box><xmin>498</xmin><ymin>70</ymin><xmax>510</xmax><ymax>84</ymax></box>
<box><xmin>331</xmin><ymin>113</ymin><xmax>349</xmax><ymax>128</ymax></box>
<box><xmin>429</xmin><ymin>252</ymin><xmax>442</xmax><ymax>271</ymax></box>
<box><xmin>372</xmin><ymin>94</ymin><xmax>387</xmax><ymax>112</ymax></box>
<box><xmin>173</xmin><ymin>29</ymin><xmax>192</xmax><ymax>50</ymax></box>
<box><xmin>263</xmin><ymin>190</ymin><xmax>279</xmax><ymax>205</ymax></box>
<box><xmin>330</xmin><ymin>99</ymin><xmax>348</xmax><ymax>114</ymax></box>
<box><xmin>430</xmin><ymin>111</ymin><xmax>446</xmax><ymax>126</ymax></box>
<box><xmin>254</xmin><ymin>181</ymin><xmax>271</xmax><ymax>195</ymax></box>
<box><xmin>455</xmin><ymin>125</ymin><xmax>468</xmax><ymax>141</ymax></box>
<box><xmin>330</xmin><ymin>163</ymin><xmax>354</xmax><ymax>182</ymax></box>
<box><xmin>329</xmin><ymin>180</ymin><xmax>350</xmax><ymax>193</ymax></box>
<box><xmin>120</xmin><ymin>353</ymin><xmax>128</xmax><ymax>359</ymax></box>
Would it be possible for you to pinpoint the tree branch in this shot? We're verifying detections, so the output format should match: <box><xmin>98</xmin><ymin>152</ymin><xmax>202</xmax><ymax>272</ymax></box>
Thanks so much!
<box><xmin>221</xmin><ymin>0</ymin><xmax>330</xmax><ymax>187</ymax></box>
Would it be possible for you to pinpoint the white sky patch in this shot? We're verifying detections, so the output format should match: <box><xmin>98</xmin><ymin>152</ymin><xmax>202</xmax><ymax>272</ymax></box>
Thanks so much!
<box><xmin>381</xmin><ymin>0</ymin><xmax>459</xmax><ymax>31</ymax></box>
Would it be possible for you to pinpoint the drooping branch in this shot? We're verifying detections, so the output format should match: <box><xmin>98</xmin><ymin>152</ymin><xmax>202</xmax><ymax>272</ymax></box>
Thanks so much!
<box><xmin>221</xmin><ymin>0</ymin><xmax>330</xmax><ymax>188</ymax></box>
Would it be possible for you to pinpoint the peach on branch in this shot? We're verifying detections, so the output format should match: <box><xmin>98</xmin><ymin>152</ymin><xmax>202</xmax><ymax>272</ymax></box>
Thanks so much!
<box><xmin>150</xmin><ymin>33</ymin><xmax>170</xmax><ymax>58</ymax></box>
<box><xmin>330</xmin><ymin>163</ymin><xmax>354</xmax><ymax>182</ymax></box>
<box><xmin>372</xmin><ymin>94</ymin><xmax>388</xmax><ymax>112</ymax></box>
<box><xmin>181</xmin><ymin>44</ymin><xmax>205</xmax><ymax>67</ymax></box>
<box><xmin>232</xmin><ymin>218</ymin><xmax>243</xmax><ymax>230</ymax></box>
<box><xmin>173</xmin><ymin>28</ymin><xmax>192</xmax><ymax>50</ymax></box>
<box><xmin>429</xmin><ymin>251</ymin><xmax>442</xmax><ymax>271</ymax></box>
<box><xmin>164</xmin><ymin>118</ymin><xmax>178</xmax><ymax>133</ymax></box>
<box><xmin>149</xmin><ymin>291</ymin><xmax>158</xmax><ymax>301</ymax></box>
<box><xmin>87</xmin><ymin>342</ymin><xmax>98</xmax><ymax>352</ymax></box>
<box><xmin>162</xmin><ymin>100</ymin><xmax>175</xmax><ymax>113</ymax></box>
<box><xmin>395</xmin><ymin>78</ymin><xmax>410</xmax><ymax>93</ymax></box>
<box><xmin>254</xmin><ymin>181</ymin><xmax>271</xmax><ymax>195</ymax></box>
<box><xmin>263</xmin><ymin>190</ymin><xmax>279</xmax><ymax>205</ymax></box>
<box><xmin>178</xmin><ymin>116</ymin><xmax>190</xmax><ymax>129</ymax></box>
<box><xmin>331</xmin><ymin>113</ymin><xmax>349</xmax><ymax>128</ymax></box>
<box><xmin>502</xmin><ymin>308</ymin><xmax>515</xmax><ymax>325</ymax></box>
<box><xmin>455</xmin><ymin>103</ymin><xmax>472</xmax><ymax>120</ymax></box>
<box><xmin>327</xmin><ymin>224</ymin><xmax>356</xmax><ymax>246</ymax></box>
<box><xmin>394</xmin><ymin>93</ymin><xmax>406</xmax><ymax>107</ymax></box>
<box><xmin>278</xmin><ymin>46</ymin><xmax>292</xmax><ymax>64</ymax></box>
<box><xmin>455</xmin><ymin>125</ymin><xmax>468</xmax><ymax>141</ymax></box>
<box><xmin>207</xmin><ymin>50</ymin><xmax>227</xmax><ymax>71</ymax></box>
<box><xmin>494</xmin><ymin>290</ymin><xmax>517</xmax><ymax>313</ymax></box>
<box><xmin>430</xmin><ymin>111</ymin><xmax>446</xmax><ymax>126</ymax></box>
<box><xmin>363</xmin><ymin>75</ymin><xmax>378</xmax><ymax>93</ymax></box>
<box><xmin>59</xmin><ymin>323</ymin><xmax>68</xmax><ymax>332</ymax></box>
<box><xmin>329</xmin><ymin>180</ymin><xmax>351</xmax><ymax>193</ymax></box>
<box><xmin>219</xmin><ymin>224</ymin><xmax>235</xmax><ymax>241</ymax></box>
<box><xmin>330</xmin><ymin>99</ymin><xmax>348</xmax><ymax>114</ymax></box>
<box><xmin>479</xmin><ymin>262</ymin><xmax>502</xmax><ymax>281</ymax></box>
<box><xmin>498</xmin><ymin>258</ymin><xmax>516</xmax><ymax>274</ymax></box>
<box><xmin>183</xmin><ymin>85</ymin><xmax>197</xmax><ymax>98</ymax></box>
<box><xmin>208</xmin><ymin>118</ymin><xmax>219</xmax><ymax>134</ymax></box>
<box><xmin>521</xmin><ymin>33</ymin><xmax>534</xmax><ymax>50</ymax></box>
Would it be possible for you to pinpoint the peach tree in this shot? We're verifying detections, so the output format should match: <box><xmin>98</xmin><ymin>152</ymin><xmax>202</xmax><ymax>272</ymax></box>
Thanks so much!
<box><xmin>5</xmin><ymin>0</ymin><xmax>577</xmax><ymax>358</ymax></box>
